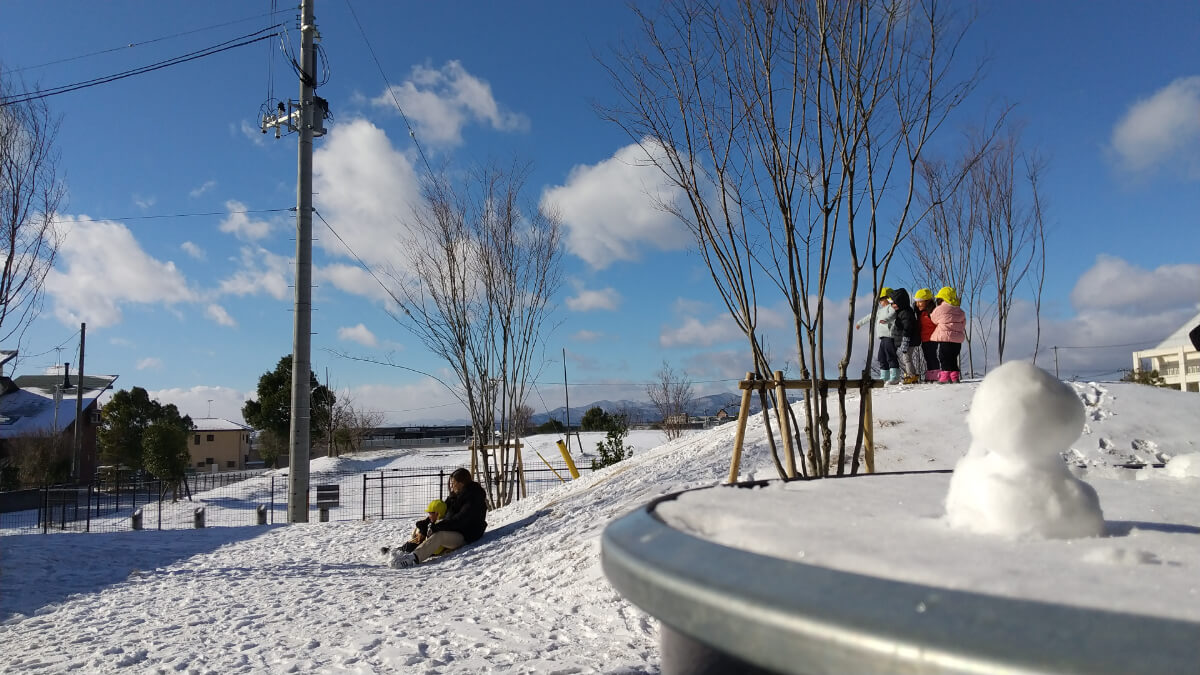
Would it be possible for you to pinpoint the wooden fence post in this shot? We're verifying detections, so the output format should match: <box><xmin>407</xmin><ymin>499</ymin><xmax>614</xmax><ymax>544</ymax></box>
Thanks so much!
<box><xmin>862</xmin><ymin>388</ymin><xmax>875</xmax><ymax>474</ymax></box>
<box><xmin>773</xmin><ymin>370</ymin><xmax>796</xmax><ymax>478</ymax></box>
<box><xmin>728</xmin><ymin>372</ymin><xmax>756</xmax><ymax>484</ymax></box>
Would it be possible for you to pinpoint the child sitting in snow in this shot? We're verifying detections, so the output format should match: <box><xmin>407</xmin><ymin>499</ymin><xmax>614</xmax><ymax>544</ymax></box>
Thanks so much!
<box><xmin>388</xmin><ymin>467</ymin><xmax>489</xmax><ymax>569</ymax></box>
<box><xmin>381</xmin><ymin>499</ymin><xmax>448</xmax><ymax>557</ymax></box>
<box><xmin>930</xmin><ymin>286</ymin><xmax>967</xmax><ymax>383</ymax></box>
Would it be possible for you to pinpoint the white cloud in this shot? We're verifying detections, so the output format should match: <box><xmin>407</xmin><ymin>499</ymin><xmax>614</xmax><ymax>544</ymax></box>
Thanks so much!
<box><xmin>205</xmin><ymin>303</ymin><xmax>237</xmax><ymax>327</ymax></box>
<box><xmin>181</xmin><ymin>241</ymin><xmax>205</xmax><ymax>260</ymax></box>
<box><xmin>1110</xmin><ymin>76</ymin><xmax>1200</xmax><ymax>175</ymax></box>
<box><xmin>219</xmin><ymin>200</ymin><xmax>276</xmax><ymax>241</ymax></box>
<box><xmin>542</xmin><ymin>141</ymin><xmax>691</xmax><ymax>270</ymax></box>
<box><xmin>371</xmin><ymin>60</ymin><xmax>529</xmax><ymax>146</ymax></box>
<box><xmin>216</xmin><ymin>246</ymin><xmax>292</xmax><ymax>301</ymax></box>
<box><xmin>238</xmin><ymin>119</ymin><xmax>267</xmax><ymax>146</ymax></box>
<box><xmin>150</xmin><ymin>385</ymin><xmax>252</xmax><ymax>423</ymax></box>
<box><xmin>45</xmin><ymin>216</ymin><xmax>195</xmax><ymax>328</ymax></box>
<box><xmin>317</xmin><ymin>263</ymin><xmax>395</xmax><ymax>304</ymax></box>
<box><xmin>313</xmin><ymin>118</ymin><xmax>422</xmax><ymax>269</ymax></box>
<box><xmin>1071</xmin><ymin>254</ymin><xmax>1200</xmax><ymax>312</ymax></box>
<box><xmin>572</xmin><ymin>329</ymin><xmax>604</xmax><ymax>342</ymax></box>
<box><xmin>338</xmin><ymin>323</ymin><xmax>378</xmax><ymax>347</ymax></box>
<box><xmin>132</xmin><ymin>194</ymin><xmax>156</xmax><ymax>210</ymax></box>
<box><xmin>565</xmin><ymin>280</ymin><xmax>621</xmax><ymax>312</ymax></box>
<box><xmin>136</xmin><ymin>357</ymin><xmax>163</xmax><ymax>371</ymax></box>
<box><xmin>660</xmin><ymin>314</ymin><xmax>744</xmax><ymax>348</ymax></box>
<box><xmin>189</xmin><ymin>180</ymin><xmax>217</xmax><ymax>198</ymax></box>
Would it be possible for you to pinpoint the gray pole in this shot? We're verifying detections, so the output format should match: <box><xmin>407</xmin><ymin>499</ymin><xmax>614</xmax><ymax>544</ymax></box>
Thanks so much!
<box><xmin>287</xmin><ymin>0</ymin><xmax>316</xmax><ymax>524</ymax></box>
<box><xmin>73</xmin><ymin>322</ymin><xmax>85</xmax><ymax>480</ymax></box>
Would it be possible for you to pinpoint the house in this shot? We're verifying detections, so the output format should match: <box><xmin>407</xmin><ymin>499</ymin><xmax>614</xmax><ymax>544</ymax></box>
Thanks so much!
<box><xmin>0</xmin><ymin>353</ymin><xmax>119</xmax><ymax>483</ymax></box>
<box><xmin>188</xmin><ymin>418</ymin><xmax>253</xmax><ymax>472</ymax></box>
<box><xmin>1131</xmin><ymin>311</ymin><xmax>1200</xmax><ymax>392</ymax></box>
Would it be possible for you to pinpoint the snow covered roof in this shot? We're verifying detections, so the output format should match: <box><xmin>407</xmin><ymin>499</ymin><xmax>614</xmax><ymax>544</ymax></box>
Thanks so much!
<box><xmin>1155</xmin><ymin>309</ymin><xmax>1200</xmax><ymax>350</ymax></box>
<box><xmin>191</xmin><ymin>418</ymin><xmax>250</xmax><ymax>432</ymax></box>
<box><xmin>0</xmin><ymin>374</ymin><xmax>118</xmax><ymax>439</ymax></box>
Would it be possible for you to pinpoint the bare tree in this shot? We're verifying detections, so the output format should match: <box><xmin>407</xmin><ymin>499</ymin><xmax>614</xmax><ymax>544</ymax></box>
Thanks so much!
<box><xmin>327</xmin><ymin>391</ymin><xmax>385</xmax><ymax>456</ymax></box>
<box><xmin>512</xmin><ymin>404</ymin><xmax>534</xmax><ymax>437</ymax></box>
<box><xmin>604</xmin><ymin>0</ymin><xmax>981</xmax><ymax>478</ymax></box>
<box><xmin>646</xmin><ymin>361</ymin><xmax>694</xmax><ymax>441</ymax></box>
<box><xmin>388</xmin><ymin>162</ymin><xmax>562</xmax><ymax>508</ymax></box>
<box><xmin>1</xmin><ymin>70</ymin><xmax>65</xmax><ymax>352</ymax></box>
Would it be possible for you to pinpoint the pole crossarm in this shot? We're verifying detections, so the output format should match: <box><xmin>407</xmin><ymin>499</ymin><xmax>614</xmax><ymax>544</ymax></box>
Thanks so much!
<box><xmin>728</xmin><ymin>373</ymin><xmax>885</xmax><ymax>483</ymax></box>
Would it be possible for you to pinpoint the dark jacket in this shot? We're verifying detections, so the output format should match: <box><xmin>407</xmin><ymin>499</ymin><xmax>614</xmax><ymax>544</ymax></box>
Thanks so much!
<box><xmin>430</xmin><ymin>480</ymin><xmax>488</xmax><ymax>543</ymax></box>
<box><xmin>889</xmin><ymin>288</ymin><xmax>921</xmax><ymax>343</ymax></box>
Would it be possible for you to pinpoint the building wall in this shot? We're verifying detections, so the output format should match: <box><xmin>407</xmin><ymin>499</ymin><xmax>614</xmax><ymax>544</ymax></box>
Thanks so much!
<box><xmin>1132</xmin><ymin>347</ymin><xmax>1200</xmax><ymax>392</ymax></box>
<box><xmin>188</xmin><ymin>429</ymin><xmax>251</xmax><ymax>471</ymax></box>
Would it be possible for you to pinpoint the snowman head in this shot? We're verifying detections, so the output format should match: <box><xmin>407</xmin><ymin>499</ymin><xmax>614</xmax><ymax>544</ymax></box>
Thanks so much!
<box><xmin>966</xmin><ymin>361</ymin><xmax>1084</xmax><ymax>464</ymax></box>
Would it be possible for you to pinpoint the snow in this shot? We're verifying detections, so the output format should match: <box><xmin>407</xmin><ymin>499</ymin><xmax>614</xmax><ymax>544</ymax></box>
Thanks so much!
<box><xmin>3</xmin><ymin>377</ymin><xmax>1200</xmax><ymax>672</ymax></box>
<box><xmin>944</xmin><ymin>360</ymin><xmax>1106</xmax><ymax>539</ymax></box>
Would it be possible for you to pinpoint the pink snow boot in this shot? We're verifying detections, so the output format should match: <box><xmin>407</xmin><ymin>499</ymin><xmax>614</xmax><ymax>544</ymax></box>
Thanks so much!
<box><xmin>925</xmin><ymin>370</ymin><xmax>940</xmax><ymax>382</ymax></box>
<box><xmin>937</xmin><ymin>370</ymin><xmax>951</xmax><ymax>384</ymax></box>
<box><xmin>949</xmin><ymin>371</ymin><xmax>961</xmax><ymax>384</ymax></box>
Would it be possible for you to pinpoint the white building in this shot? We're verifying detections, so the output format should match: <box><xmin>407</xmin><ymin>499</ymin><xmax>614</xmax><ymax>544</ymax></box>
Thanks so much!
<box><xmin>1131</xmin><ymin>311</ymin><xmax>1200</xmax><ymax>392</ymax></box>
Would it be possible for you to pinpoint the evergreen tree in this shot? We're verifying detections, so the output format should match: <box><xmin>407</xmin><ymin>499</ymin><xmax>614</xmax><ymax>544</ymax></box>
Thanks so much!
<box><xmin>98</xmin><ymin>387</ymin><xmax>191</xmax><ymax>471</ymax></box>
<box><xmin>591</xmin><ymin>414</ymin><xmax>632</xmax><ymax>470</ymax></box>
<box><xmin>242</xmin><ymin>355</ymin><xmax>336</xmax><ymax>443</ymax></box>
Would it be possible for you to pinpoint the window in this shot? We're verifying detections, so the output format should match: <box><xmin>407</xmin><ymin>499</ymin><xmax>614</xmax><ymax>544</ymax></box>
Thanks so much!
<box><xmin>193</xmin><ymin>435</ymin><xmax>200</xmax><ymax>445</ymax></box>
<box><xmin>205</xmin><ymin>458</ymin><xmax>214</xmax><ymax>465</ymax></box>
<box><xmin>207</xmin><ymin>434</ymin><xmax>215</xmax><ymax>442</ymax></box>
<box><xmin>226</xmin><ymin>460</ymin><xmax>235</xmax><ymax>468</ymax></box>
<box><xmin>196</xmin><ymin>461</ymin><xmax>205</xmax><ymax>468</ymax></box>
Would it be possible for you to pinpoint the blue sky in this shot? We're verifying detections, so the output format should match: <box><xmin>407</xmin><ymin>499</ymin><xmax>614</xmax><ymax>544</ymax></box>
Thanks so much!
<box><xmin>2</xmin><ymin>0</ymin><xmax>1198</xmax><ymax>425</ymax></box>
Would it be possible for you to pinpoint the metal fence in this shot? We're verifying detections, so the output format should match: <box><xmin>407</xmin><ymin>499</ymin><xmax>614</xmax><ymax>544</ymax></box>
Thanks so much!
<box><xmin>0</xmin><ymin>462</ymin><xmax>590</xmax><ymax>534</ymax></box>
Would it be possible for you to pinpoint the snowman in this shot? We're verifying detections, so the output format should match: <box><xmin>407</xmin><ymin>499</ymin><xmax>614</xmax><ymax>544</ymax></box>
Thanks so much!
<box><xmin>944</xmin><ymin>360</ymin><xmax>1106</xmax><ymax>539</ymax></box>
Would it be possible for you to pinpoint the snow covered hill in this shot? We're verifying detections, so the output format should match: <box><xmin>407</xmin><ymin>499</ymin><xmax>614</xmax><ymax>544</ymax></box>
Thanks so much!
<box><xmin>1</xmin><ymin>377</ymin><xmax>1197</xmax><ymax>672</ymax></box>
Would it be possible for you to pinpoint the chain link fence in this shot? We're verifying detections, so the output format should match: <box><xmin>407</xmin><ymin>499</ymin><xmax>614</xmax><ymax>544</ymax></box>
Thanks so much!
<box><xmin>0</xmin><ymin>461</ymin><xmax>590</xmax><ymax>534</ymax></box>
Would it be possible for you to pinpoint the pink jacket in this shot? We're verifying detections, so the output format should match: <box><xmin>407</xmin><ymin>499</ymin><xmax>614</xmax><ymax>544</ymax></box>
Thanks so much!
<box><xmin>930</xmin><ymin>302</ymin><xmax>967</xmax><ymax>343</ymax></box>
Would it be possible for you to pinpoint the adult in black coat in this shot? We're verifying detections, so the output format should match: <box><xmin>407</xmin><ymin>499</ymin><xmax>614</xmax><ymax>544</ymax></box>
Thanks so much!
<box><xmin>431</xmin><ymin>468</ymin><xmax>489</xmax><ymax>543</ymax></box>
<box><xmin>388</xmin><ymin>468</ymin><xmax>488</xmax><ymax>568</ymax></box>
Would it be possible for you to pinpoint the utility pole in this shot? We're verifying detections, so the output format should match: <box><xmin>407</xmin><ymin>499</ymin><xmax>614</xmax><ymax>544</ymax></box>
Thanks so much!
<box><xmin>72</xmin><ymin>323</ymin><xmax>85</xmax><ymax>480</ymax></box>
<box><xmin>260</xmin><ymin>0</ymin><xmax>327</xmax><ymax>523</ymax></box>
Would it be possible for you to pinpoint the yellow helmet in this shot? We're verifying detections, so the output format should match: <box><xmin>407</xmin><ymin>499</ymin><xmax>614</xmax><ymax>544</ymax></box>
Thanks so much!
<box><xmin>879</xmin><ymin>286</ymin><xmax>892</xmax><ymax>299</ymax></box>
<box><xmin>914</xmin><ymin>288</ymin><xmax>934</xmax><ymax>301</ymax></box>
<box><xmin>426</xmin><ymin>499</ymin><xmax>448</xmax><ymax>518</ymax></box>
<box><xmin>936</xmin><ymin>286</ymin><xmax>959</xmax><ymax>306</ymax></box>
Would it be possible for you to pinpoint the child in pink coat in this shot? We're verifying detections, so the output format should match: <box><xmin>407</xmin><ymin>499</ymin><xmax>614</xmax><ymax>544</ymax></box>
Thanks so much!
<box><xmin>930</xmin><ymin>286</ymin><xmax>967</xmax><ymax>383</ymax></box>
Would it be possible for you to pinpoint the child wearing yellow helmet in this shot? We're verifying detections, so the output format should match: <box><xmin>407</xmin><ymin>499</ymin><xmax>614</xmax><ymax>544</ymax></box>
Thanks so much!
<box><xmin>888</xmin><ymin>288</ymin><xmax>923</xmax><ymax>385</ymax></box>
<box><xmin>854</xmin><ymin>287</ymin><xmax>898</xmax><ymax>382</ymax></box>
<box><xmin>930</xmin><ymin>286</ymin><xmax>967</xmax><ymax>383</ymax></box>
<box><xmin>913</xmin><ymin>289</ymin><xmax>939</xmax><ymax>381</ymax></box>
<box><xmin>381</xmin><ymin>498</ymin><xmax>450</xmax><ymax>557</ymax></box>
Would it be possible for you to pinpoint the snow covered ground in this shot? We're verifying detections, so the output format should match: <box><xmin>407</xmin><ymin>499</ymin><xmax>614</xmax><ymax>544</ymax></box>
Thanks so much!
<box><xmin>2</xmin><ymin>376</ymin><xmax>1199</xmax><ymax>673</ymax></box>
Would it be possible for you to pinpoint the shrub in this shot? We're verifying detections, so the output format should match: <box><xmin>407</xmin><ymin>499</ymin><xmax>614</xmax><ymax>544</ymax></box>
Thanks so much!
<box><xmin>591</xmin><ymin>414</ymin><xmax>632</xmax><ymax>471</ymax></box>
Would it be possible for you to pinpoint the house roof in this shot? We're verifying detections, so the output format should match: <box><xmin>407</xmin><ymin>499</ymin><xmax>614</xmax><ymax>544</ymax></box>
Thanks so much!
<box><xmin>191</xmin><ymin>418</ymin><xmax>250</xmax><ymax>432</ymax></box>
<box><xmin>0</xmin><ymin>374</ymin><xmax>118</xmax><ymax>439</ymax></box>
<box><xmin>1155</xmin><ymin>309</ymin><xmax>1200</xmax><ymax>350</ymax></box>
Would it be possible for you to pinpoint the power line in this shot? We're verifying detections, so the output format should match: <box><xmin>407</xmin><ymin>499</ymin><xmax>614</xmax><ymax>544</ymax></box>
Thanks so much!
<box><xmin>341</xmin><ymin>0</ymin><xmax>435</xmax><ymax>176</ymax></box>
<box><xmin>15</xmin><ymin>329</ymin><xmax>81</xmax><ymax>362</ymax></box>
<box><xmin>11</xmin><ymin>10</ymin><xmax>290</xmax><ymax>74</ymax></box>
<box><xmin>66</xmin><ymin>207</ymin><xmax>293</xmax><ymax>223</ymax></box>
<box><xmin>312</xmin><ymin>208</ymin><xmax>405</xmax><ymax>308</ymax></box>
<box><xmin>1</xmin><ymin>26</ymin><xmax>282</xmax><ymax>107</ymax></box>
